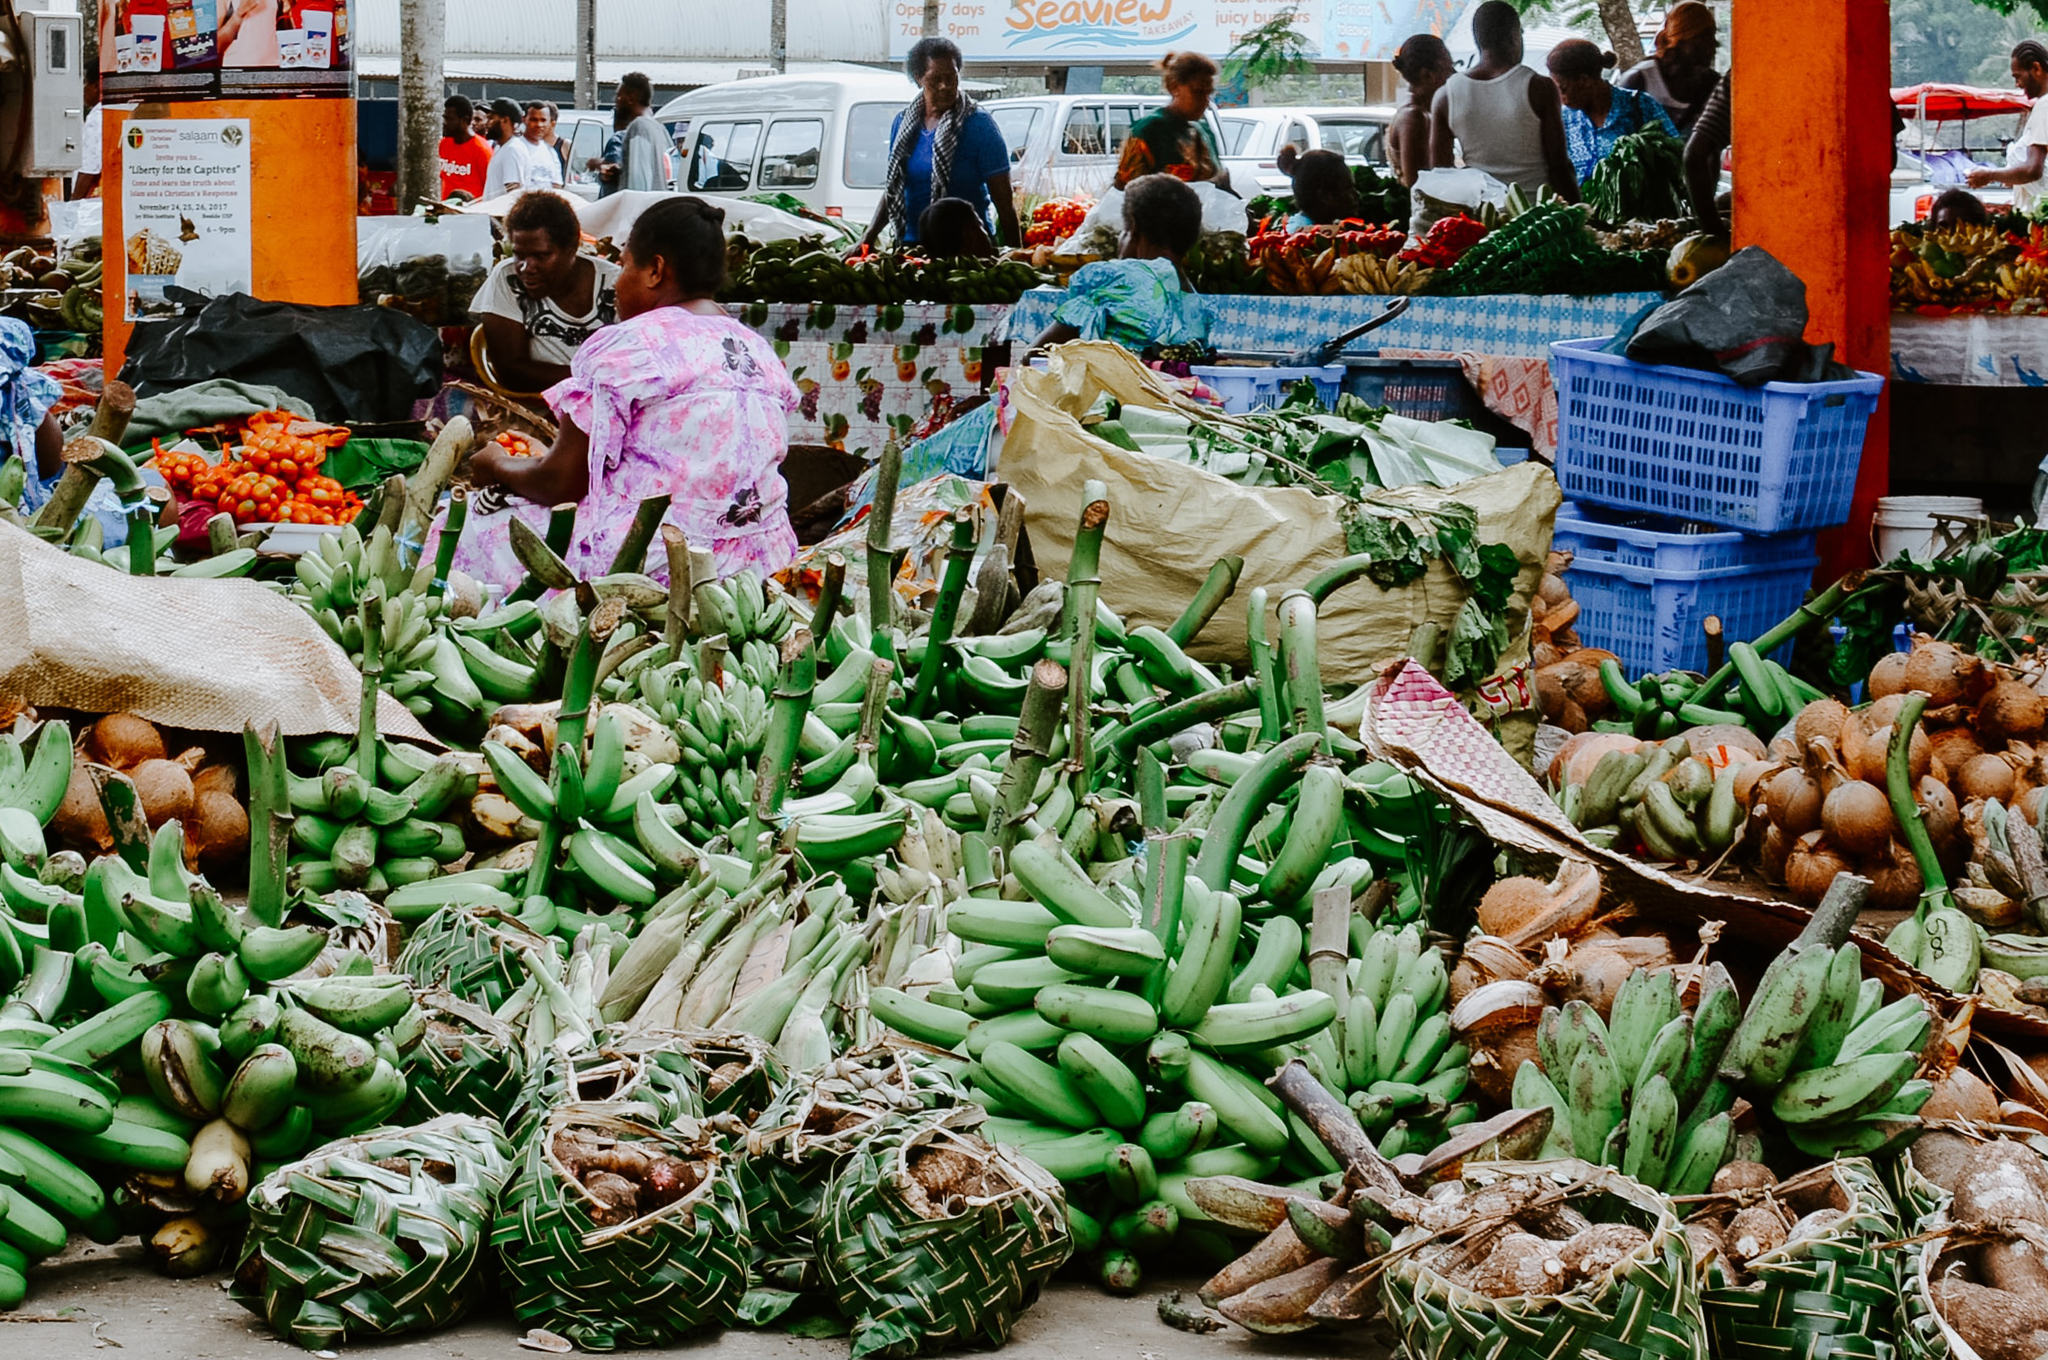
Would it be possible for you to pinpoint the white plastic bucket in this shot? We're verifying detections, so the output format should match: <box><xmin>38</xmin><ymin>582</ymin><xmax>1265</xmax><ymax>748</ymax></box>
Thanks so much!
<box><xmin>1872</xmin><ymin>495</ymin><xmax>1985</xmax><ymax>562</ymax></box>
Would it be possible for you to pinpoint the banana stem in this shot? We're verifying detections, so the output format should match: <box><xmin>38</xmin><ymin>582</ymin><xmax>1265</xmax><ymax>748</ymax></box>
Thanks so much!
<box><xmin>1886</xmin><ymin>692</ymin><xmax>1953</xmax><ymax>915</ymax></box>
<box><xmin>1101</xmin><ymin>678</ymin><xmax>1263</xmax><ymax>771</ymax></box>
<box><xmin>428</xmin><ymin>490</ymin><xmax>467</xmax><ymax>598</ymax></box>
<box><xmin>1247</xmin><ymin>585</ymin><xmax>1283</xmax><ymax>743</ymax></box>
<box><xmin>241</xmin><ymin>720</ymin><xmax>290</xmax><ymax>926</ymax></box>
<box><xmin>1268</xmin><ymin>1057</ymin><xmax>1406</xmax><ymax>1204</ymax></box>
<box><xmin>1692</xmin><ymin>575</ymin><xmax>1865</xmax><ymax>705</ymax></box>
<box><xmin>1302</xmin><ymin>554</ymin><xmax>1379</xmax><ymax>606</ymax></box>
<box><xmin>1139</xmin><ymin>831</ymin><xmax>1190</xmax><ymax>1000</ymax></box>
<box><xmin>661</xmin><ymin>525</ymin><xmax>692</xmax><ymax>646</ymax></box>
<box><xmin>1137</xmin><ymin>746</ymin><xmax>1167</xmax><ymax>832</ymax></box>
<box><xmin>992</xmin><ymin>658</ymin><xmax>1067</xmax><ymax>853</ymax></box>
<box><xmin>1277</xmin><ymin>591</ymin><xmax>1328</xmax><ymax>752</ymax></box>
<box><xmin>356</xmin><ymin>590</ymin><xmax>384</xmax><ymax>785</ymax></box>
<box><xmin>607</xmin><ymin>494</ymin><xmax>671</xmax><ymax>575</ymax></box>
<box><xmin>525</xmin><ymin>599</ymin><xmax>619</xmax><ymax>901</ymax></box>
<box><xmin>908</xmin><ymin>511</ymin><xmax>978</xmax><ymax>719</ymax></box>
<box><xmin>1065</xmin><ymin>481</ymin><xmax>1110</xmax><ymax>790</ymax></box>
<box><xmin>126</xmin><ymin>503</ymin><xmax>154</xmax><ymax>575</ymax></box>
<box><xmin>866</xmin><ymin>442</ymin><xmax>902</xmax><ymax>667</ymax></box>
<box><xmin>1166</xmin><ymin>555</ymin><xmax>1243</xmax><ymax>646</ymax></box>
<box><xmin>743</xmin><ymin>627</ymin><xmax>818</xmax><ymax>865</ymax></box>
<box><xmin>808</xmin><ymin>552</ymin><xmax>845</xmax><ymax>654</ymax></box>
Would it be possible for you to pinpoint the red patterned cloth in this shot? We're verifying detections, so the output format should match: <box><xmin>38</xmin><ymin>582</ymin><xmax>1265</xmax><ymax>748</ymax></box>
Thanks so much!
<box><xmin>1379</xmin><ymin>348</ymin><xmax>1558</xmax><ymax>458</ymax></box>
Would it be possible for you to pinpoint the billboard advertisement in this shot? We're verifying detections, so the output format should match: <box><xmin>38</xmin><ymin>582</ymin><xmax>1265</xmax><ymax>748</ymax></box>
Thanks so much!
<box><xmin>889</xmin><ymin>0</ymin><xmax>1467</xmax><ymax>64</ymax></box>
<box><xmin>101</xmin><ymin>0</ymin><xmax>350</xmax><ymax>98</ymax></box>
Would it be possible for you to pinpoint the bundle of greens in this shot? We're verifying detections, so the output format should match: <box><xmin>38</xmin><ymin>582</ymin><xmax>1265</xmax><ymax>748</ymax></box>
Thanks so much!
<box><xmin>1583</xmin><ymin>127</ymin><xmax>1690</xmax><ymax>228</ymax></box>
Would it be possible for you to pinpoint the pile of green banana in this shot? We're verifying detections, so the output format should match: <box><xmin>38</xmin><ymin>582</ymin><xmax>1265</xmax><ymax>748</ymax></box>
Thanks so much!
<box><xmin>1559</xmin><ymin>735</ymin><xmax>1743</xmax><ymax>861</ymax></box>
<box><xmin>721</xmin><ymin>235</ymin><xmax>1050</xmax><ymax>307</ymax></box>
<box><xmin>284</xmin><ymin>734</ymin><xmax>479</xmax><ymax>898</ymax></box>
<box><xmin>291</xmin><ymin>523</ymin><xmax>449</xmax><ymax>717</ymax></box>
<box><xmin>1594</xmin><ymin>639</ymin><xmax>1826</xmax><ymax>743</ymax></box>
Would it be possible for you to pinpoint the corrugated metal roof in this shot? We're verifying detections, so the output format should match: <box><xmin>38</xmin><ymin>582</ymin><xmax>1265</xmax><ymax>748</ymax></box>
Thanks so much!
<box><xmin>353</xmin><ymin>56</ymin><xmax>885</xmax><ymax>86</ymax></box>
<box><xmin>353</xmin><ymin>0</ymin><xmax>892</xmax><ymax>67</ymax></box>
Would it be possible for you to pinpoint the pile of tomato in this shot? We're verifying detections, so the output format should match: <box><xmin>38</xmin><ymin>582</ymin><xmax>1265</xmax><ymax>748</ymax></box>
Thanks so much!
<box><xmin>153</xmin><ymin>410</ymin><xmax>364</xmax><ymax>526</ymax></box>
<box><xmin>1024</xmin><ymin>197</ymin><xmax>1092</xmax><ymax>247</ymax></box>
<box><xmin>491</xmin><ymin>430</ymin><xmax>537</xmax><ymax>457</ymax></box>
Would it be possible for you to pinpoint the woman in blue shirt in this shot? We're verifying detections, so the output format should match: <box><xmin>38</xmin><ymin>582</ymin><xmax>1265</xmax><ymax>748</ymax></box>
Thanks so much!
<box><xmin>860</xmin><ymin>38</ymin><xmax>1022</xmax><ymax>252</ymax></box>
<box><xmin>1546</xmin><ymin>40</ymin><xmax>1680</xmax><ymax>183</ymax></box>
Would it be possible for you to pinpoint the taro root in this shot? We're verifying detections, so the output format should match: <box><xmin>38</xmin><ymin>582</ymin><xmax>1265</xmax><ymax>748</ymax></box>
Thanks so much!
<box><xmin>1724</xmin><ymin>1203</ymin><xmax>1789</xmax><ymax>1264</ymax></box>
<box><xmin>1909</xmin><ymin>1130</ymin><xmax>1979</xmax><ymax>1193</ymax></box>
<box><xmin>1710</xmin><ymin>1162</ymin><xmax>1778</xmax><ymax>1195</ymax></box>
<box><xmin>1463</xmin><ymin>1231</ymin><xmax>1569</xmax><ymax>1298</ymax></box>
<box><xmin>1557</xmin><ymin>1223</ymin><xmax>1649</xmax><ymax>1283</ymax></box>
<box><xmin>1934</xmin><ymin>1277</ymin><xmax>2048</xmax><ymax>1360</ymax></box>
<box><xmin>1922</xmin><ymin>1067</ymin><xmax>2000</xmax><ymax>1124</ymax></box>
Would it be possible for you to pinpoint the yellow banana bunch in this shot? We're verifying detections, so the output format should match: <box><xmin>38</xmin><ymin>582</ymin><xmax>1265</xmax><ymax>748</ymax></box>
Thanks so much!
<box><xmin>1330</xmin><ymin>254</ymin><xmax>1435</xmax><ymax>296</ymax></box>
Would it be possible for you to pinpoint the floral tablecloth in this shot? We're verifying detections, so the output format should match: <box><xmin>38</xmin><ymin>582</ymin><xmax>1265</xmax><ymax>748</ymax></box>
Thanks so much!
<box><xmin>724</xmin><ymin>301</ymin><xmax>1012</xmax><ymax>459</ymax></box>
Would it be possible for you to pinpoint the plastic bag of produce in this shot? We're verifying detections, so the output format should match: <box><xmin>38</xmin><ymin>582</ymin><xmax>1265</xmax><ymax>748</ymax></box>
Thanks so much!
<box><xmin>1054</xmin><ymin>184</ymin><xmax>1249</xmax><ymax>255</ymax></box>
<box><xmin>996</xmin><ymin>343</ymin><xmax>1555</xmax><ymax>739</ymax></box>
<box><xmin>493</xmin><ymin>1103</ymin><xmax>751</xmax><ymax>1350</ymax></box>
<box><xmin>230</xmin><ymin>1114</ymin><xmax>515</xmax><ymax>1351</ymax></box>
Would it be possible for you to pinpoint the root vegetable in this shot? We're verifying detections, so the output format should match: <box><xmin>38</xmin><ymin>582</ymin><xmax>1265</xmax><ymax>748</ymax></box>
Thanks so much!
<box><xmin>1464</xmin><ymin>1231</ymin><xmax>1569</xmax><ymax>1297</ymax></box>
<box><xmin>1683</xmin><ymin>1222</ymin><xmax>1725</xmax><ymax>1268</ymax></box>
<box><xmin>1934</xmin><ymin>1276</ymin><xmax>2048</xmax><ymax>1360</ymax></box>
<box><xmin>129</xmin><ymin>758</ymin><xmax>194</xmax><ymax>829</ymax></box>
<box><xmin>88</xmin><ymin>712</ymin><xmax>165</xmax><ymax>769</ymax></box>
<box><xmin>1980</xmin><ymin>1239</ymin><xmax>2048</xmax><ymax>1296</ymax></box>
<box><xmin>1910</xmin><ymin>1131</ymin><xmax>1979</xmax><ymax>1193</ymax></box>
<box><xmin>1923</xmin><ymin>1067</ymin><xmax>2000</xmax><ymax>1124</ymax></box>
<box><xmin>1950</xmin><ymin>1141</ymin><xmax>2048</xmax><ymax>1225</ymax></box>
<box><xmin>1725</xmin><ymin>1204</ymin><xmax>1789</xmax><ymax>1263</ymax></box>
<box><xmin>1557</xmin><ymin>1223</ymin><xmax>1649</xmax><ymax>1283</ymax></box>
<box><xmin>1710</xmin><ymin>1162</ymin><xmax>1778</xmax><ymax>1194</ymax></box>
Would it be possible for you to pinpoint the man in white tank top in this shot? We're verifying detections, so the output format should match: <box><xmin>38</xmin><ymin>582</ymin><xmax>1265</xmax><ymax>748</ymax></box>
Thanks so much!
<box><xmin>1429</xmin><ymin>0</ymin><xmax>1579</xmax><ymax>201</ymax></box>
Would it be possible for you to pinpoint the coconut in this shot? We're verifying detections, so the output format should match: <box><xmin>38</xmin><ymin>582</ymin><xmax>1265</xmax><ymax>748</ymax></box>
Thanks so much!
<box><xmin>192</xmin><ymin>763</ymin><xmax>241</xmax><ymax>800</ymax></box>
<box><xmin>1982</xmin><ymin>679</ymin><xmax>2048</xmax><ymax>744</ymax></box>
<box><xmin>1758</xmin><ymin>821</ymin><xmax>1792</xmax><ymax>884</ymax></box>
<box><xmin>188</xmin><ymin>791</ymin><xmax>249</xmax><ymax>866</ymax></box>
<box><xmin>1733</xmin><ymin>759</ymin><xmax>1779</xmax><ymax>810</ymax></box>
<box><xmin>1538</xmin><ymin>572</ymin><xmax>1569</xmax><ymax>607</ymax></box>
<box><xmin>1784</xmin><ymin>831</ymin><xmax>1851</xmax><ymax>907</ymax></box>
<box><xmin>1447</xmin><ymin>938</ymin><xmax>1533</xmax><ymax>1005</ymax></box>
<box><xmin>1905</xmin><ymin>639</ymin><xmax>1981</xmax><ymax>708</ymax></box>
<box><xmin>1464</xmin><ymin>1022</ymin><xmax>1539</xmax><ymax>1106</ymax></box>
<box><xmin>1450</xmin><ymin>979</ymin><xmax>1547</xmax><ymax>1035</ymax></box>
<box><xmin>1474</xmin><ymin>861</ymin><xmax>1601</xmax><ymax>948</ymax></box>
<box><xmin>87</xmin><ymin>712</ymin><xmax>165</xmax><ymax>769</ymax></box>
<box><xmin>1764</xmin><ymin>766</ymin><xmax>1823</xmax><ymax>836</ymax></box>
<box><xmin>1961</xmin><ymin>752</ymin><xmax>2019</xmax><ymax>803</ymax></box>
<box><xmin>1539</xmin><ymin>661</ymin><xmax>1607</xmax><ymax>718</ymax></box>
<box><xmin>1867</xmin><ymin>840</ymin><xmax>1926</xmax><ymax>913</ymax></box>
<box><xmin>1867</xmin><ymin>651</ymin><xmax>1910</xmax><ymax>700</ymax></box>
<box><xmin>49</xmin><ymin>762</ymin><xmax>112</xmax><ymax>852</ymax></box>
<box><xmin>1820</xmin><ymin>778</ymin><xmax>1892</xmax><ymax>858</ymax></box>
<box><xmin>1793</xmin><ymin>699</ymin><xmax>1851</xmax><ymax>755</ymax></box>
<box><xmin>1932</xmin><ymin>724</ymin><xmax>1988</xmax><ymax>775</ymax></box>
<box><xmin>128</xmin><ymin>758</ymin><xmax>194</xmax><ymax>830</ymax></box>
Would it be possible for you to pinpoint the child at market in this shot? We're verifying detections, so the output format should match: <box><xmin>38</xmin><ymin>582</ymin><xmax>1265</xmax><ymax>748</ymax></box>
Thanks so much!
<box><xmin>429</xmin><ymin>196</ymin><xmax>800</xmax><ymax>590</ymax></box>
<box><xmin>1275</xmin><ymin>145</ymin><xmax>1365</xmax><ymax>229</ymax></box>
<box><xmin>1030</xmin><ymin>173</ymin><xmax>1214</xmax><ymax>358</ymax></box>
<box><xmin>915</xmin><ymin>197</ymin><xmax>997</xmax><ymax>259</ymax></box>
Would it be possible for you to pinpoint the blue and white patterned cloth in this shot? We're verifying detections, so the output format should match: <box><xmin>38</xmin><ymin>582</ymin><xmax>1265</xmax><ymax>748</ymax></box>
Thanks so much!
<box><xmin>1562</xmin><ymin>86</ymin><xmax>1679</xmax><ymax>183</ymax></box>
<box><xmin>2</xmin><ymin>318</ymin><xmax>132</xmax><ymax>547</ymax></box>
<box><xmin>1003</xmin><ymin>288</ymin><xmax>1666</xmax><ymax>360</ymax></box>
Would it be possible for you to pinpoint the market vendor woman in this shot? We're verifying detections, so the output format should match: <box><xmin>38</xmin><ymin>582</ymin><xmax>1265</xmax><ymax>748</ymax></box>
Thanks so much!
<box><xmin>473</xmin><ymin>191</ymin><xmax>619</xmax><ymax>394</ymax></box>
<box><xmin>432</xmin><ymin>197</ymin><xmax>800</xmax><ymax>590</ymax></box>
<box><xmin>1114</xmin><ymin>52</ymin><xmax>1232</xmax><ymax>191</ymax></box>
<box><xmin>1030</xmin><ymin>174</ymin><xmax>1213</xmax><ymax>358</ymax></box>
<box><xmin>859</xmin><ymin>37</ymin><xmax>1022</xmax><ymax>252</ymax></box>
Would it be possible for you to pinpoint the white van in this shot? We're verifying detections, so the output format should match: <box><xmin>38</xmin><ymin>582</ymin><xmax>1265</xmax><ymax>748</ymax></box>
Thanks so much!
<box><xmin>985</xmin><ymin>94</ymin><xmax>1232</xmax><ymax>201</ymax></box>
<box><xmin>656</xmin><ymin>71</ymin><xmax>917</xmax><ymax>227</ymax></box>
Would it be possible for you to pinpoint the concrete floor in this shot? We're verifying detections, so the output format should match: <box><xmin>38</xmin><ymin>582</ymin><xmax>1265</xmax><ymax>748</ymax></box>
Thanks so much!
<box><xmin>8</xmin><ymin>1242</ymin><xmax>1391</xmax><ymax>1358</ymax></box>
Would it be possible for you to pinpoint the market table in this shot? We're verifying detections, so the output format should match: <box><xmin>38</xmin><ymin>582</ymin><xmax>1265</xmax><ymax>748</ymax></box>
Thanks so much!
<box><xmin>724</xmin><ymin>300</ymin><xmax>1010</xmax><ymax>460</ymax></box>
<box><xmin>1890</xmin><ymin>311</ymin><xmax>2048</xmax><ymax>386</ymax></box>
<box><xmin>1001</xmin><ymin>288</ymin><xmax>1666</xmax><ymax>455</ymax></box>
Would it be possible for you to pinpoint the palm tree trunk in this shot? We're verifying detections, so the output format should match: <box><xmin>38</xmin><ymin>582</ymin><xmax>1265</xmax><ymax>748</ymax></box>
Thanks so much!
<box><xmin>396</xmin><ymin>0</ymin><xmax>445</xmax><ymax>213</ymax></box>
<box><xmin>1595</xmin><ymin>0</ymin><xmax>1646</xmax><ymax>70</ymax></box>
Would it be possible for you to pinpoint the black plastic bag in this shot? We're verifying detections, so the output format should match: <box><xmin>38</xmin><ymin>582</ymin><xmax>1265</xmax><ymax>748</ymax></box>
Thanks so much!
<box><xmin>1624</xmin><ymin>246</ymin><xmax>1820</xmax><ymax>386</ymax></box>
<box><xmin>118</xmin><ymin>291</ymin><xmax>441</xmax><ymax>423</ymax></box>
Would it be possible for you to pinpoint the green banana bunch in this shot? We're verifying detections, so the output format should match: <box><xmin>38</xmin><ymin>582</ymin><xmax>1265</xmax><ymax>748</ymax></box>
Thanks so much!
<box><xmin>285</xmin><ymin>736</ymin><xmax>475</xmax><ymax>900</ymax></box>
<box><xmin>1592</xmin><ymin>643</ymin><xmax>1827</xmax><ymax>745</ymax></box>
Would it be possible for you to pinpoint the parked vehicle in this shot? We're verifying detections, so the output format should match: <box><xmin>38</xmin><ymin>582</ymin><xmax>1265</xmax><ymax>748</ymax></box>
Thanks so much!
<box><xmin>1890</xmin><ymin>82</ymin><xmax>2027</xmax><ymax>224</ymax></box>
<box><xmin>1214</xmin><ymin>106</ymin><xmax>1398</xmax><ymax>197</ymax></box>
<box><xmin>655</xmin><ymin>71</ymin><xmax>917</xmax><ymax>225</ymax></box>
<box><xmin>985</xmin><ymin>94</ymin><xmax>1232</xmax><ymax>201</ymax></box>
<box><xmin>552</xmin><ymin>110</ymin><xmax>628</xmax><ymax>202</ymax></box>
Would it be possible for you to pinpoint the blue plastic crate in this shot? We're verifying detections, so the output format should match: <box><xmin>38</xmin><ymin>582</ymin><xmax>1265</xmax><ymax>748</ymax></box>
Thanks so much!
<box><xmin>1550</xmin><ymin>337</ymin><xmax>1885</xmax><ymax>534</ymax></box>
<box><xmin>1338</xmin><ymin>357</ymin><xmax>1487</xmax><ymax>422</ymax></box>
<box><xmin>1191</xmin><ymin>364</ymin><xmax>1344</xmax><ymax>413</ymax></box>
<box><xmin>1552</xmin><ymin>503</ymin><xmax>1819</xmax><ymax>676</ymax></box>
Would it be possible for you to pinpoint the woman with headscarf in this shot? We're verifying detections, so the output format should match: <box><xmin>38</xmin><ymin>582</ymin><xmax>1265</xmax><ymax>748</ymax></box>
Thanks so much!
<box><xmin>1114</xmin><ymin>52</ymin><xmax>1232</xmax><ymax>190</ymax></box>
<box><xmin>1388</xmin><ymin>34</ymin><xmax>1454</xmax><ymax>186</ymax></box>
<box><xmin>1619</xmin><ymin>2</ymin><xmax>1720</xmax><ymax>134</ymax></box>
<box><xmin>859</xmin><ymin>37</ymin><xmax>1021</xmax><ymax>253</ymax></box>
<box><xmin>1548</xmin><ymin>40</ymin><xmax>1679</xmax><ymax>183</ymax></box>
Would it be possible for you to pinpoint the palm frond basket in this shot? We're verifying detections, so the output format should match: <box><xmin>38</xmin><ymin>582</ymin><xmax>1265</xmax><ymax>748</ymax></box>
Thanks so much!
<box><xmin>399</xmin><ymin>988</ymin><xmax>529</xmax><ymax>1129</ymax></box>
<box><xmin>396</xmin><ymin>903</ymin><xmax>555</xmax><ymax>1012</ymax></box>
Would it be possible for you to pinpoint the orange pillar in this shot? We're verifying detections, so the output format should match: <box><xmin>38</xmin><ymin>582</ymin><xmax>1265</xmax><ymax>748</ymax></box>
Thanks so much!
<box><xmin>1732</xmin><ymin>0</ymin><xmax>1892</xmax><ymax>576</ymax></box>
<box><xmin>103</xmin><ymin>98</ymin><xmax>357</xmax><ymax>374</ymax></box>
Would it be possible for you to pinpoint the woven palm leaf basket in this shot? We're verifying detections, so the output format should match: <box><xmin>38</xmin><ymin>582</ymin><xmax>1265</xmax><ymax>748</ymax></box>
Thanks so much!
<box><xmin>492</xmin><ymin>1101</ymin><xmax>751</xmax><ymax>1350</ymax></box>
<box><xmin>399</xmin><ymin>988</ymin><xmax>529</xmax><ymax>1128</ymax></box>
<box><xmin>818</xmin><ymin>1116</ymin><xmax>1072</xmax><ymax>1360</ymax></box>
<box><xmin>1688</xmin><ymin>1156</ymin><xmax>1900</xmax><ymax>1360</ymax></box>
<box><xmin>1894</xmin><ymin>1127</ymin><xmax>2048</xmax><ymax>1360</ymax></box>
<box><xmin>620</xmin><ymin>1028</ymin><xmax>788</xmax><ymax>1123</ymax></box>
<box><xmin>741</xmin><ymin>1044</ymin><xmax>978</xmax><ymax>1293</ymax></box>
<box><xmin>396</xmin><ymin>903</ymin><xmax>556</xmax><ymax>1011</ymax></box>
<box><xmin>229</xmin><ymin>1114</ymin><xmax>514</xmax><ymax>1351</ymax></box>
<box><xmin>515</xmin><ymin>1042</ymin><xmax>700</xmax><ymax>1142</ymax></box>
<box><xmin>1377</xmin><ymin>1158</ymin><xmax>1707</xmax><ymax>1360</ymax></box>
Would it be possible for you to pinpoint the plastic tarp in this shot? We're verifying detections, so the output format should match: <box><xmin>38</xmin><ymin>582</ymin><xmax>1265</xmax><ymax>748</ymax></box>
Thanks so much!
<box><xmin>996</xmin><ymin>342</ymin><xmax>1557</xmax><ymax>759</ymax></box>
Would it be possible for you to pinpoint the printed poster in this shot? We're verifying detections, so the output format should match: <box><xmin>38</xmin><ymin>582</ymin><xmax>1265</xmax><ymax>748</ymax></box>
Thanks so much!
<box><xmin>120</xmin><ymin>118</ymin><xmax>251</xmax><ymax>321</ymax></box>
<box><xmin>890</xmin><ymin>0</ymin><xmax>1470</xmax><ymax>63</ymax></box>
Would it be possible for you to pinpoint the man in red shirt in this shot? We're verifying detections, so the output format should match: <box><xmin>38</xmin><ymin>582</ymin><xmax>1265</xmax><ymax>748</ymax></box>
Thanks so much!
<box><xmin>438</xmin><ymin>95</ymin><xmax>492</xmax><ymax>201</ymax></box>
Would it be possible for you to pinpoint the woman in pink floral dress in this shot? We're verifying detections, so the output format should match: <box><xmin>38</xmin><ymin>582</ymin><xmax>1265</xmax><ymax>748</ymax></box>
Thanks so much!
<box><xmin>431</xmin><ymin>197</ymin><xmax>799</xmax><ymax>592</ymax></box>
